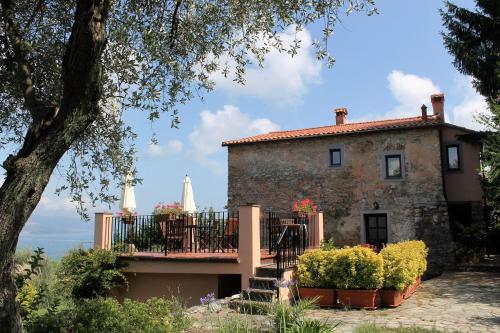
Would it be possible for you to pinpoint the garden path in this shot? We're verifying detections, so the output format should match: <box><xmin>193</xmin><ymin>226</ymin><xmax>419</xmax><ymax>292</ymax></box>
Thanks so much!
<box><xmin>187</xmin><ymin>271</ymin><xmax>500</xmax><ymax>333</ymax></box>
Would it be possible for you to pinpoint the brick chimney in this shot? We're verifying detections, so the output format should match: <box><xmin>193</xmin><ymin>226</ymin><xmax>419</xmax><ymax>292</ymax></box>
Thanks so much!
<box><xmin>430</xmin><ymin>93</ymin><xmax>444</xmax><ymax>122</ymax></box>
<box><xmin>335</xmin><ymin>108</ymin><xmax>348</xmax><ymax>125</ymax></box>
<box><xmin>421</xmin><ymin>104</ymin><xmax>428</xmax><ymax>121</ymax></box>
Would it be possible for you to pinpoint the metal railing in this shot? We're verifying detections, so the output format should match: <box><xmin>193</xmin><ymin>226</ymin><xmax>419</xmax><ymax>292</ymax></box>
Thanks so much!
<box><xmin>275</xmin><ymin>224</ymin><xmax>308</xmax><ymax>280</ymax></box>
<box><xmin>260</xmin><ymin>212</ymin><xmax>309</xmax><ymax>253</ymax></box>
<box><xmin>111</xmin><ymin>211</ymin><xmax>239</xmax><ymax>254</ymax></box>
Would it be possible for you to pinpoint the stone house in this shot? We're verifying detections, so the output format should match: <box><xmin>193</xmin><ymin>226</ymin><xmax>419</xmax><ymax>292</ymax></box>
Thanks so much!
<box><xmin>223</xmin><ymin>94</ymin><xmax>483</xmax><ymax>274</ymax></box>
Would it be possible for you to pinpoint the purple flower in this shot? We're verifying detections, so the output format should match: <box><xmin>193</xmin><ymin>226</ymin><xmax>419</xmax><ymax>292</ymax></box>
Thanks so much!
<box><xmin>274</xmin><ymin>279</ymin><xmax>297</xmax><ymax>289</ymax></box>
<box><xmin>200</xmin><ymin>292</ymin><xmax>216</xmax><ymax>305</ymax></box>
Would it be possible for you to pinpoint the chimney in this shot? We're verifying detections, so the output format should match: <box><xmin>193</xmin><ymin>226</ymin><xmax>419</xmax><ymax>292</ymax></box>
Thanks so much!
<box><xmin>335</xmin><ymin>108</ymin><xmax>348</xmax><ymax>125</ymax></box>
<box><xmin>421</xmin><ymin>104</ymin><xmax>428</xmax><ymax>121</ymax></box>
<box><xmin>430</xmin><ymin>93</ymin><xmax>444</xmax><ymax>122</ymax></box>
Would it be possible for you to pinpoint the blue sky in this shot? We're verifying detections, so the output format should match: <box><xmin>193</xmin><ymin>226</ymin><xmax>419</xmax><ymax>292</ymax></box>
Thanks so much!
<box><xmin>9</xmin><ymin>0</ymin><xmax>488</xmax><ymax>258</ymax></box>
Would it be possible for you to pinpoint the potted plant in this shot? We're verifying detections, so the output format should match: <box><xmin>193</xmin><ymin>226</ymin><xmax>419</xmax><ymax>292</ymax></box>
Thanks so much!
<box><xmin>330</xmin><ymin>246</ymin><xmax>384</xmax><ymax>309</ymax></box>
<box><xmin>117</xmin><ymin>211</ymin><xmax>137</xmax><ymax>224</ymax></box>
<box><xmin>292</xmin><ymin>198</ymin><xmax>318</xmax><ymax>218</ymax></box>
<box><xmin>296</xmin><ymin>249</ymin><xmax>335</xmax><ymax>308</ymax></box>
<box><xmin>379</xmin><ymin>243</ymin><xmax>414</xmax><ymax>307</ymax></box>
<box><xmin>153</xmin><ymin>202</ymin><xmax>183</xmax><ymax>236</ymax></box>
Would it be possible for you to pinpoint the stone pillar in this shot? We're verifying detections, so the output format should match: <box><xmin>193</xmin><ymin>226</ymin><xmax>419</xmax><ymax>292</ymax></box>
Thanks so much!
<box><xmin>238</xmin><ymin>205</ymin><xmax>261</xmax><ymax>290</ymax></box>
<box><xmin>313</xmin><ymin>211</ymin><xmax>324</xmax><ymax>248</ymax></box>
<box><xmin>94</xmin><ymin>212</ymin><xmax>113</xmax><ymax>250</ymax></box>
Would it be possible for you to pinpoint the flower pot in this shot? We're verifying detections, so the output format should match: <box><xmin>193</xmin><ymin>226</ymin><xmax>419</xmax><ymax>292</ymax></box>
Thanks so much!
<box><xmin>121</xmin><ymin>216</ymin><xmax>135</xmax><ymax>224</ymax></box>
<box><xmin>336</xmin><ymin>289</ymin><xmax>378</xmax><ymax>309</ymax></box>
<box><xmin>379</xmin><ymin>290</ymin><xmax>404</xmax><ymax>307</ymax></box>
<box><xmin>299</xmin><ymin>287</ymin><xmax>335</xmax><ymax>308</ymax></box>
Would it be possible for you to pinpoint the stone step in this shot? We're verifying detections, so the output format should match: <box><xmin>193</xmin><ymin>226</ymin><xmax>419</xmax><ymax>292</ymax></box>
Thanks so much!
<box><xmin>242</xmin><ymin>288</ymin><xmax>276</xmax><ymax>302</ymax></box>
<box><xmin>228</xmin><ymin>299</ymin><xmax>271</xmax><ymax>315</ymax></box>
<box><xmin>255</xmin><ymin>264</ymin><xmax>278</xmax><ymax>278</ymax></box>
<box><xmin>255</xmin><ymin>264</ymin><xmax>294</xmax><ymax>278</ymax></box>
<box><xmin>249</xmin><ymin>276</ymin><xmax>278</xmax><ymax>290</ymax></box>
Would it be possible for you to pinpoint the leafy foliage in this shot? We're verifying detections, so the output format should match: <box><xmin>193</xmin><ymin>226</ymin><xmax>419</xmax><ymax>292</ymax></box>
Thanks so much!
<box><xmin>329</xmin><ymin>246</ymin><xmax>384</xmax><ymax>290</ymax></box>
<box><xmin>0</xmin><ymin>0</ymin><xmax>377</xmax><ymax>219</ymax></box>
<box><xmin>73</xmin><ymin>297</ymin><xmax>190</xmax><ymax>333</ymax></box>
<box><xmin>440</xmin><ymin>1</ymin><xmax>499</xmax><ymax>98</ymax></box>
<box><xmin>296</xmin><ymin>249</ymin><xmax>329</xmax><ymax>288</ymax></box>
<box><xmin>380</xmin><ymin>240</ymin><xmax>428</xmax><ymax>290</ymax></box>
<box><xmin>56</xmin><ymin>248</ymin><xmax>127</xmax><ymax>300</ymax></box>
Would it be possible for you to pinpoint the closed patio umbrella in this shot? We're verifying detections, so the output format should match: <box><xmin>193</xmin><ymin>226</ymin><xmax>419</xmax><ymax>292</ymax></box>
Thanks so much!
<box><xmin>181</xmin><ymin>175</ymin><xmax>196</xmax><ymax>213</ymax></box>
<box><xmin>120</xmin><ymin>173</ymin><xmax>136</xmax><ymax>215</ymax></box>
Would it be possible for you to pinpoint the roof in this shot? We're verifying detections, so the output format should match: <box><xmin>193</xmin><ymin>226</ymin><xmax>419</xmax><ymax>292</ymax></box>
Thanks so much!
<box><xmin>222</xmin><ymin>115</ymin><xmax>475</xmax><ymax>146</ymax></box>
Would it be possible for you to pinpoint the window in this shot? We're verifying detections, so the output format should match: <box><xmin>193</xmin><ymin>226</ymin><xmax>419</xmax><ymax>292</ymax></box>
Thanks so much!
<box><xmin>385</xmin><ymin>155</ymin><xmax>402</xmax><ymax>178</ymax></box>
<box><xmin>329</xmin><ymin>148</ymin><xmax>342</xmax><ymax>166</ymax></box>
<box><xmin>364</xmin><ymin>214</ymin><xmax>388</xmax><ymax>249</ymax></box>
<box><xmin>446</xmin><ymin>144</ymin><xmax>460</xmax><ymax>170</ymax></box>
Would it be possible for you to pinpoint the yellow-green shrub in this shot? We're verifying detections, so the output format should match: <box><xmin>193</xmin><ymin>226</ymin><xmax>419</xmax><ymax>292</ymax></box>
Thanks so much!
<box><xmin>329</xmin><ymin>247</ymin><xmax>384</xmax><ymax>290</ymax></box>
<box><xmin>380</xmin><ymin>240</ymin><xmax>428</xmax><ymax>290</ymax></box>
<box><xmin>296</xmin><ymin>250</ymin><xmax>328</xmax><ymax>288</ymax></box>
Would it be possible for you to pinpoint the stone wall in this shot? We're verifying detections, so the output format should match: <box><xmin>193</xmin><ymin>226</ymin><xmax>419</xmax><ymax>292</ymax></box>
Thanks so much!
<box><xmin>227</xmin><ymin>127</ymin><xmax>455</xmax><ymax>273</ymax></box>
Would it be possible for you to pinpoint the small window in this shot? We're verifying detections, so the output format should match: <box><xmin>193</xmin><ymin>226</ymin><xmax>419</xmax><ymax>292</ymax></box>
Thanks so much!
<box><xmin>330</xmin><ymin>148</ymin><xmax>342</xmax><ymax>166</ymax></box>
<box><xmin>385</xmin><ymin>155</ymin><xmax>402</xmax><ymax>178</ymax></box>
<box><xmin>446</xmin><ymin>145</ymin><xmax>460</xmax><ymax>170</ymax></box>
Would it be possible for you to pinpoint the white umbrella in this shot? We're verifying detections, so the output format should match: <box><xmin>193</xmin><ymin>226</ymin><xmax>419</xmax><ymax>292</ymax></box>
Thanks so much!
<box><xmin>119</xmin><ymin>173</ymin><xmax>136</xmax><ymax>215</ymax></box>
<box><xmin>181</xmin><ymin>175</ymin><xmax>196</xmax><ymax>213</ymax></box>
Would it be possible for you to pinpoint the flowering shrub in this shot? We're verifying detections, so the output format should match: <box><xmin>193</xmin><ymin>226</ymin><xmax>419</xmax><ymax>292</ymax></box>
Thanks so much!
<box><xmin>292</xmin><ymin>199</ymin><xmax>317</xmax><ymax>216</ymax></box>
<box><xmin>380</xmin><ymin>240</ymin><xmax>428</xmax><ymax>290</ymax></box>
<box><xmin>296</xmin><ymin>250</ymin><xmax>329</xmax><ymax>288</ymax></box>
<box><xmin>329</xmin><ymin>246</ymin><xmax>384</xmax><ymax>290</ymax></box>
<box><xmin>153</xmin><ymin>202</ymin><xmax>182</xmax><ymax>216</ymax></box>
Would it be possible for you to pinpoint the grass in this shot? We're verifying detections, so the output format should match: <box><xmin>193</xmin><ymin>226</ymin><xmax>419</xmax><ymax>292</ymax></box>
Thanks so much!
<box><xmin>355</xmin><ymin>324</ymin><xmax>445</xmax><ymax>333</ymax></box>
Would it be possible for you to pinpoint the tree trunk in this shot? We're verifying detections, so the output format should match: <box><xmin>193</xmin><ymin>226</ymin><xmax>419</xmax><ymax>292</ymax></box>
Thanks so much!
<box><xmin>0</xmin><ymin>1</ymin><xmax>110</xmax><ymax>331</ymax></box>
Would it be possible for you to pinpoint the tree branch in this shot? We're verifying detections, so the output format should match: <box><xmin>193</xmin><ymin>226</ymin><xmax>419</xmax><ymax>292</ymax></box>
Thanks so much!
<box><xmin>169</xmin><ymin>0</ymin><xmax>182</xmax><ymax>49</ymax></box>
<box><xmin>0</xmin><ymin>0</ymin><xmax>48</xmax><ymax>121</ymax></box>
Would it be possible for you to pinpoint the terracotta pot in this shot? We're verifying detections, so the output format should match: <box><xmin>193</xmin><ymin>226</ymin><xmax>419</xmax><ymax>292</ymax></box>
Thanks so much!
<box><xmin>379</xmin><ymin>289</ymin><xmax>404</xmax><ymax>307</ymax></box>
<box><xmin>403</xmin><ymin>280</ymin><xmax>419</xmax><ymax>299</ymax></box>
<box><xmin>299</xmin><ymin>287</ymin><xmax>335</xmax><ymax>308</ymax></box>
<box><xmin>121</xmin><ymin>216</ymin><xmax>135</xmax><ymax>224</ymax></box>
<box><xmin>337</xmin><ymin>289</ymin><xmax>378</xmax><ymax>309</ymax></box>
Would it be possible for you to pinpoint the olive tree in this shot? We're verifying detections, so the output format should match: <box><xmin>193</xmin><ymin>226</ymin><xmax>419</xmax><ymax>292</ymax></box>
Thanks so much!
<box><xmin>0</xmin><ymin>0</ymin><xmax>376</xmax><ymax>330</ymax></box>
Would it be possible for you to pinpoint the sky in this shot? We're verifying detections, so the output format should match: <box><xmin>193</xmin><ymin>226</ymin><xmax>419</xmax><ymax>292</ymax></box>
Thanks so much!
<box><xmin>7</xmin><ymin>0</ymin><xmax>489</xmax><ymax>258</ymax></box>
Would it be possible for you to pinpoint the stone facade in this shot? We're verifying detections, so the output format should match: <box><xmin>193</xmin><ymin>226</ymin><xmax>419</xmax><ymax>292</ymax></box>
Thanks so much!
<box><xmin>227</xmin><ymin>126</ymin><xmax>455</xmax><ymax>273</ymax></box>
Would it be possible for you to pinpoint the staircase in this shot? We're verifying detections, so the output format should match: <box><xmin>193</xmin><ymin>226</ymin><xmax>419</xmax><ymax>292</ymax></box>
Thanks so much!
<box><xmin>229</xmin><ymin>264</ymin><xmax>293</xmax><ymax>313</ymax></box>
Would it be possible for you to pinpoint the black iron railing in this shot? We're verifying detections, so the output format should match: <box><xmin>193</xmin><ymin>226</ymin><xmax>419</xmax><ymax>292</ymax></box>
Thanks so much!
<box><xmin>275</xmin><ymin>224</ymin><xmax>308</xmax><ymax>281</ymax></box>
<box><xmin>111</xmin><ymin>211</ymin><xmax>239</xmax><ymax>254</ymax></box>
<box><xmin>260</xmin><ymin>212</ymin><xmax>309</xmax><ymax>253</ymax></box>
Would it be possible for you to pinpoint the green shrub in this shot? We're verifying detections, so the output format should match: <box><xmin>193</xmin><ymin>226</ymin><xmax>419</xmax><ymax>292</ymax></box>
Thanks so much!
<box><xmin>329</xmin><ymin>247</ymin><xmax>384</xmax><ymax>290</ymax></box>
<box><xmin>57</xmin><ymin>248</ymin><xmax>127</xmax><ymax>300</ymax></box>
<box><xmin>296</xmin><ymin>250</ymin><xmax>328</xmax><ymax>288</ymax></box>
<box><xmin>380</xmin><ymin>240</ymin><xmax>428</xmax><ymax>290</ymax></box>
<box><xmin>74</xmin><ymin>297</ymin><xmax>190</xmax><ymax>333</ymax></box>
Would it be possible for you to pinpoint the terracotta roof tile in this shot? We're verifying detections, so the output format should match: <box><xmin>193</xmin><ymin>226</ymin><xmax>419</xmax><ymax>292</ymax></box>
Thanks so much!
<box><xmin>222</xmin><ymin>115</ymin><xmax>444</xmax><ymax>146</ymax></box>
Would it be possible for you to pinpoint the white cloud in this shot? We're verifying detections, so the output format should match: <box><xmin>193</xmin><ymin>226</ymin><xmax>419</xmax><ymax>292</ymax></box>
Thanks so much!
<box><xmin>387</xmin><ymin>70</ymin><xmax>441</xmax><ymax>118</ymax></box>
<box><xmin>189</xmin><ymin>105</ymin><xmax>280</xmax><ymax>174</ymax></box>
<box><xmin>450</xmin><ymin>76</ymin><xmax>489</xmax><ymax>130</ymax></box>
<box><xmin>147</xmin><ymin>139</ymin><xmax>183</xmax><ymax>157</ymax></box>
<box><xmin>36</xmin><ymin>195</ymin><xmax>77</xmax><ymax>215</ymax></box>
<box><xmin>212</xmin><ymin>27</ymin><xmax>321</xmax><ymax>106</ymax></box>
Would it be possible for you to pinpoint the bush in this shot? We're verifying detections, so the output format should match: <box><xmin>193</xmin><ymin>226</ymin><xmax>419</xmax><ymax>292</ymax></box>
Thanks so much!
<box><xmin>380</xmin><ymin>240</ymin><xmax>428</xmax><ymax>290</ymax></box>
<box><xmin>329</xmin><ymin>246</ymin><xmax>384</xmax><ymax>290</ymax></box>
<box><xmin>296</xmin><ymin>250</ymin><xmax>329</xmax><ymax>288</ymax></box>
<box><xmin>74</xmin><ymin>297</ymin><xmax>190</xmax><ymax>333</ymax></box>
<box><xmin>57</xmin><ymin>248</ymin><xmax>127</xmax><ymax>300</ymax></box>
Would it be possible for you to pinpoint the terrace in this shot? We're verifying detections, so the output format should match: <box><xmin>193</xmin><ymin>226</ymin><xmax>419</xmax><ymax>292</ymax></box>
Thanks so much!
<box><xmin>94</xmin><ymin>205</ymin><xmax>324</xmax><ymax>304</ymax></box>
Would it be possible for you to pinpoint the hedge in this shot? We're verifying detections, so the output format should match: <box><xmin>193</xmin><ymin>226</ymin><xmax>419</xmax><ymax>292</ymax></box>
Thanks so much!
<box><xmin>296</xmin><ymin>241</ymin><xmax>428</xmax><ymax>290</ymax></box>
<box><xmin>380</xmin><ymin>240</ymin><xmax>428</xmax><ymax>290</ymax></box>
